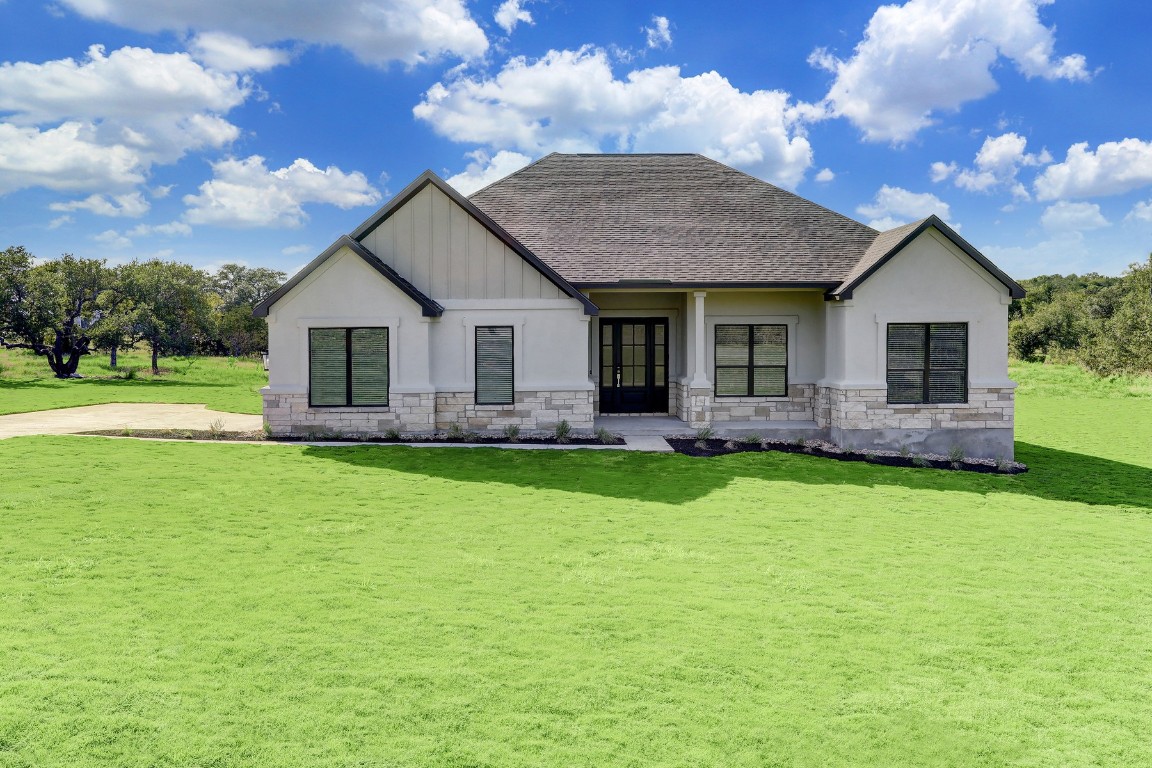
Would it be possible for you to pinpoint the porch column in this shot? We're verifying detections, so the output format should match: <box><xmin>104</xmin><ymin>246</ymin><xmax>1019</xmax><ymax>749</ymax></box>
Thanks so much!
<box><xmin>689</xmin><ymin>291</ymin><xmax>710</xmax><ymax>389</ymax></box>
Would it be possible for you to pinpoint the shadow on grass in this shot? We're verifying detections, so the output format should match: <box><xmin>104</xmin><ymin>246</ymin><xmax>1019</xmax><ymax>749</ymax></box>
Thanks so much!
<box><xmin>0</xmin><ymin>378</ymin><xmax>226</xmax><ymax>390</ymax></box>
<box><xmin>302</xmin><ymin>440</ymin><xmax>1152</xmax><ymax>510</ymax></box>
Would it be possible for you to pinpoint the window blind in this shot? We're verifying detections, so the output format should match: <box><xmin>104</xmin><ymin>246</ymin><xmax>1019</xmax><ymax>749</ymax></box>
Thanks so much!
<box><xmin>887</xmin><ymin>322</ymin><xmax>967</xmax><ymax>404</ymax></box>
<box><xmin>309</xmin><ymin>327</ymin><xmax>388</xmax><ymax>407</ymax></box>
<box><xmin>715</xmin><ymin>324</ymin><xmax>788</xmax><ymax>397</ymax></box>
<box><xmin>476</xmin><ymin>326</ymin><xmax>514</xmax><ymax>405</ymax></box>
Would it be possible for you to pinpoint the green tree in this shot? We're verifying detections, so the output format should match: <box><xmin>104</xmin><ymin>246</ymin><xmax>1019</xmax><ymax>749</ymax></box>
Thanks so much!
<box><xmin>116</xmin><ymin>260</ymin><xmax>215</xmax><ymax>374</ymax></box>
<box><xmin>207</xmin><ymin>264</ymin><xmax>284</xmax><ymax>356</ymax></box>
<box><xmin>1083</xmin><ymin>256</ymin><xmax>1152</xmax><ymax>375</ymax></box>
<box><xmin>0</xmin><ymin>246</ymin><xmax>111</xmax><ymax>377</ymax></box>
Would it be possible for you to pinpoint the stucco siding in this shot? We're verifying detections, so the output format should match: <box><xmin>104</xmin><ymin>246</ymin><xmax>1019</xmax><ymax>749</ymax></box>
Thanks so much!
<box><xmin>359</xmin><ymin>184</ymin><xmax>562</xmax><ymax>301</ymax></box>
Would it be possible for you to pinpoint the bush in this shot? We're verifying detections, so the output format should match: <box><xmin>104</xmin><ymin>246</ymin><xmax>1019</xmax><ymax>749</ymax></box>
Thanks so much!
<box><xmin>554</xmin><ymin>419</ymin><xmax>572</xmax><ymax>444</ymax></box>
<box><xmin>503</xmin><ymin>424</ymin><xmax>521</xmax><ymax>441</ymax></box>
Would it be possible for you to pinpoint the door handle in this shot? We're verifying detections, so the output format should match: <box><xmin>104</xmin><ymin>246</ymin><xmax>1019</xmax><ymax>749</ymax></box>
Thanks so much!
<box><xmin>616</xmin><ymin>369</ymin><xmax>622</xmax><ymax>386</ymax></box>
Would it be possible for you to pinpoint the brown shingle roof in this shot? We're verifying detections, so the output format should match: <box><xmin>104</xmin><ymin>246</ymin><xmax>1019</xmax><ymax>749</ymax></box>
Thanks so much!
<box><xmin>468</xmin><ymin>153</ymin><xmax>880</xmax><ymax>286</ymax></box>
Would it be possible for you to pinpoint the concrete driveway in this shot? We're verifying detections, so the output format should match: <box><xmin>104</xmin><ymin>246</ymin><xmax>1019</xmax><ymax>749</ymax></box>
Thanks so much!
<box><xmin>0</xmin><ymin>403</ymin><xmax>263</xmax><ymax>439</ymax></box>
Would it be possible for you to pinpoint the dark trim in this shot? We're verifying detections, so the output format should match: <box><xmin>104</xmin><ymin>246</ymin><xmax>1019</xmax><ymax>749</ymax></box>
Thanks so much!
<box><xmin>832</xmin><ymin>215</ymin><xmax>1026</xmax><ymax>300</ymax></box>
<box><xmin>254</xmin><ymin>235</ymin><xmax>443</xmax><ymax>318</ymax></box>
<box><xmin>308</xmin><ymin>326</ymin><xmax>390</xmax><ymax>408</ymax></box>
<box><xmin>885</xmin><ymin>322</ymin><xmax>968</xmax><ymax>405</ymax></box>
<box><xmin>350</xmin><ymin>171</ymin><xmax>599</xmax><ymax>316</ymax></box>
<box><xmin>713</xmin><ymin>324</ymin><xmax>789</xmax><ymax>398</ymax></box>
<box><xmin>474</xmin><ymin>325</ymin><xmax>514</xmax><ymax>406</ymax></box>
<box><xmin>580</xmin><ymin>281</ymin><xmax>839</xmax><ymax>290</ymax></box>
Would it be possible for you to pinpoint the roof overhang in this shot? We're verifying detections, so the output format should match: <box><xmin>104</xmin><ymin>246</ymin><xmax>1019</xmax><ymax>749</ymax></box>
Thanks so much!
<box><xmin>252</xmin><ymin>235</ymin><xmax>444</xmax><ymax>318</ymax></box>
<box><xmin>579</xmin><ymin>281</ymin><xmax>839</xmax><ymax>290</ymax></box>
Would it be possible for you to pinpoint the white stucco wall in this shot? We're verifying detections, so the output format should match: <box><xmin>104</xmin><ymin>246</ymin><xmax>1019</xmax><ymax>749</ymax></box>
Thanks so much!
<box><xmin>700</xmin><ymin>290</ymin><xmax>827</xmax><ymax>385</ymax></box>
<box><xmin>823</xmin><ymin>228</ymin><xmax>1013</xmax><ymax>389</ymax></box>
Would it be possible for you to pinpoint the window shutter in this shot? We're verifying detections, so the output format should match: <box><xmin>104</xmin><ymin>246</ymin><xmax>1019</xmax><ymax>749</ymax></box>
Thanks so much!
<box><xmin>309</xmin><ymin>328</ymin><xmax>348</xmax><ymax>406</ymax></box>
<box><xmin>350</xmin><ymin>328</ymin><xmax>389</xmax><ymax>406</ymax></box>
<box><xmin>476</xmin><ymin>326</ymin><xmax>513</xmax><ymax>405</ymax></box>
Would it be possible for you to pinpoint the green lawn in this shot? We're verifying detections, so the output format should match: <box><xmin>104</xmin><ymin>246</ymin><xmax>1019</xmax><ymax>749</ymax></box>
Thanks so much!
<box><xmin>0</xmin><ymin>364</ymin><xmax>1150</xmax><ymax>766</ymax></box>
<box><xmin>0</xmin><ymin>348</ymin><xmax>265</xmax><ymax>415</ymax></box>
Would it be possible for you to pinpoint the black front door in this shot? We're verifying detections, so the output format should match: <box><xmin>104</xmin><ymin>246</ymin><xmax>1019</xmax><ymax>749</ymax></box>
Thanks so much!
<box><xmin>599</xmin><ymin>319</ymin><xmax>668</xmax><ymax>413</ymax></box>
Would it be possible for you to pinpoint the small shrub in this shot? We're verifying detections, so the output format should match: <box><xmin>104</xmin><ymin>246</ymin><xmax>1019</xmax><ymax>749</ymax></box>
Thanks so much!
<box><xmin>554</xmin><ymin>419</ymin><xmax>572</xmax><ymax>444</ymax></box>
<box><xmin>120</xmin><ymin>426</ymin><xmax>133</xmax><ymax>437</ymax></box>
<box><xmin>384</xmin><ymin>427</ymin><xmax>402</xmax><ymax>441</ymax></box>
<box><xmin>120</xmin><ymin>367</ymin><xmax>137</xmax><ymax>380</ymax></box>
<box><xmin>742</xmin><ymin>433</ymin><xmax>761</xmax><ymax>445</ymax></box>
<box><xmin>899</xmin><ymin>444</ymin><xmax>910</xmax><ymax>458</ymax></box>
<box><xmin>594</xmin><ymin>427</ymin><xmax>616</xmax><ymax>445</ymax></box>
<box><xmin>445</xmin><ymin>423</ymin><xmax>464</xmax><ymax>441</ymax></box>
<box><xmin>863</xmin><ymin>450</ymin><xmax>876</xmax><ymax>461</ymax></box>
<box><xmin>208</xmin><ymin>418</ymin><xmax>226</xmax><ymax>440</ymax></box>
<box><xmin>503</xmin><ymin>424</ymin><xmax>521</xmax><ymax>441</ymax></box>
<box><xmin>261</xmin><ymin>421</ymin><xmax>272</xmax><ymax>438</ymax></box>
<box><xmin>695</xmin><ymin>426</ymin><xmax>715</xmax><ymax>441</ymax></box>
<box><xmin>179</xmin><ymin>430</ymin><xmax>194</xmax><ymax>440</ymax></box>
<box><xmin>948</xmin><ymin>445</ymin><xmax>966</xmax><ymax>464</ymax></box>
<box><xmin>463</xmin><ymin>431</ymin><xmax>481</xmax><ymax>443</ymax></box>
<box><xmin>912</xmin><ymin>456</ymin><xmax>931</xmax><ymax>468</ymax></box>
<box><xmin>995</xmin><ymin>456</ymin><xmax>1009</xmax><ymax>472</ymax></box>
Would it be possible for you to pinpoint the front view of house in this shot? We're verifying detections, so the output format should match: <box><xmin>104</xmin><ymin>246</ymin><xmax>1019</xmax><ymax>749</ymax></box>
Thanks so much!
<box><xmin>255</xmin><ymin>154</ymin><xmax>1024</xmax><ymax>459</ymax></box>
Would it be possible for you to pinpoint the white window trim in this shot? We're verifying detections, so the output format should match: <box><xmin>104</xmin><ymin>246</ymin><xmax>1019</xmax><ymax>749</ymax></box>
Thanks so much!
<box><xmin>705</xmin><ymin>314</ymin><xmax>799</xmax><ymax>398</ymax></box>
<box><xmin>298</xmin><ymin>316</ymin><xmax>400</xmax><ymax>405</ymax></box>
<box><xmin>461</xmin><ymin>316</ymin><xmax>525</xmax><ymax>395</ymax></box>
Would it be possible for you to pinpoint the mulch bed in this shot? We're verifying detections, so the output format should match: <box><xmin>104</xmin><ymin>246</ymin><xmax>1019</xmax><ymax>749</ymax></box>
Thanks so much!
<box><xmin>79</xmin><ymin>429</ymin><xmax>626</xmax><ymax>446</ymax></box>
<box><xmin>665</xmin><ymin>437</ymin><xmax>1027</xmax><ymax>474</ymax></box>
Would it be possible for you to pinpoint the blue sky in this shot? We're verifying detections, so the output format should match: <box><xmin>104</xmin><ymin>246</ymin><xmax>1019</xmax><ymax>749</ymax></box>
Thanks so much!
<box><xmin>1</xmin><ymin>0</ymin><xmax>1150</xmax><ymax>279</ymax></box>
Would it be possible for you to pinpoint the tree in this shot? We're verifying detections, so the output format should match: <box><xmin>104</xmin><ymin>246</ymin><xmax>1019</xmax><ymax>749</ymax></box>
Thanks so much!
<box><xmin>1082</xmin><ymin>256</ymin><xmax>1152</xmax><ymax>376</ymax></box>
<box><xmin>0</xmin><ymin>246</ymin><xmax>111</xmax><ymax>377</ymax></box>
<box><xmin>208</xmin><ymin>264</ymin><xmax>285</xmax><ymax>356</ymax></box>
<box><xmin>116</xmin><ymin>260</ymin><xmax>215</xmax><ymax>373</ymax></box>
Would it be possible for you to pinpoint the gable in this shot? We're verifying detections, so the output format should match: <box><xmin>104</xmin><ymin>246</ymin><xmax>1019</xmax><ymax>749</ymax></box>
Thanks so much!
<box><xmin>353</xmin><ymin>172</ymin><xmax>597</xmax><ymax>313</ymax></box>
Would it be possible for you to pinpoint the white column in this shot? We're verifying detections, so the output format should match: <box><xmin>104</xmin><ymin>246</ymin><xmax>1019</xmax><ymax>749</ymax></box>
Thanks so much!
<box><xmin>689</xmin><ymin>291</ymin><xmax>710</xmax><ymax>389</ymax></box>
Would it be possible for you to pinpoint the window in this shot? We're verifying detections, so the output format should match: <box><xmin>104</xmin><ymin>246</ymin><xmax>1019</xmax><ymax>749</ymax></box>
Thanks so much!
<box><xmin>309</xmin><ymin>327</ymin><xmax>389</xmax><ymax>407</ymax></box>
<box><xmin>886</xmin><ymin>323</ymin><xmax>967</xmax><ymax>404</ymax></box>
<box><xmin>714</xmin><ymin>324</ymin><xmax>787</xmax><ymax>397</ymax></box>
<box><xmin>475</xmin><ymin>326</ymin><xmax>514</xmax><ymax>405</ymax></box>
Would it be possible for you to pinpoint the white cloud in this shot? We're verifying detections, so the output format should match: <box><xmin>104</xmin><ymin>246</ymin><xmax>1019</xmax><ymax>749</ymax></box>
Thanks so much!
<box><xmin>94</xmin><ymin>229</ymin><xmax>133</xmax><ymax>249</ymax></box>
<box><xmin>1034</xmin><ymin>138</ymin><xmax>1152</xmax><ymax>200</ymax></box>
<box><xmin>812</xmin><ymin>0</ymin><xmax>1089</xmax><ymax>142</ymax></box>
<box><xmin>494</xmin><ymin>0</ymin><xmax>532</xmax><ymax>34</ymax></box>
<box><xmin>49</xmin><ymin>192</ymin><xmax>150</xmax><ymax>217</ymax></box>
<box><xmin>814</xmin><ymin>167</ymin><xmax>835</xmax><ymax>182</ymax></box>
<box><xmin>644</xmin><ymin>16</ymin><xmax>672</xmax><ymax>49</ymax></box>
<box><xmin>58</xmin><ymin>0</ymin><xmax>488</xmax><ymax>66</ymax></box>
<box><xmin>189</xmin><ymin>31</ymin><xmax>289</xmax><ymax>71</ymax></box>
<box><xmin>0</xmin><ymin>45</ymin><xmax>246</xmax><ymax>194</ymax></box>
<box><xmin>857</xmin><ymin>185</ymin><xmax>952</xmax><ymax>229</ymax></box>
<box><xmin>446</xmin><ymin>149</ymin><xmax>533</xmax><ymax>194</ymax></box>
<box><xmin>414</xmin><ymin>46</ymin><xmax>815</xmax><ymax>188</ymax></box>
<box><xmin>127</xmin><ymin>221</ymin><xmax>194</xmax><ymax>237</ymax></box>
<box><xmin>1127</xmin><ymin>201</ymin><xmax>1152</xmax><ymax>223</ymax></box>
<box><xmin>936</xmin><ymin>132</ymin><xmax>1050</xmax><ymax>198</ymax></box>
<box><xmin>48</xmin><ymin>215</ymin><xmax>74</xmax><ymax>230</ymax></box>
<box><xmin>182</xmin><ymin>155</ymin><xmax>382</xmax><ymax>228</ymax></box>
<box><xmin>281</xmin><ymin>244</ymin><xmax>314</xmax><ymax>256</ymax></box>
<box><xmin>1040</xmin><ymin>201</ymin><xmax>1109</xmax><ymax>232</ymax></box>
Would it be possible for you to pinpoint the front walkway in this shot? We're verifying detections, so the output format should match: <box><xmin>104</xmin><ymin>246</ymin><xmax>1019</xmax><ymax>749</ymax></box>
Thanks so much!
<box><xmin>595</xmin><ymin>414</ymin><xmax>824</xmax><ymax>440</ymax></box>
<box><xmin>0</xmin><ymin>403</ymin><xmax>263</xmax><ymax>439</ymax></box>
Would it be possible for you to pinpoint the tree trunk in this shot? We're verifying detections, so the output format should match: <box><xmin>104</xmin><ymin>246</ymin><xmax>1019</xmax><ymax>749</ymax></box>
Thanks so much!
<box><xmin>109</xmin><ymin>346</ymin><xmax>118</xmax><ymax>369</ymax></box>
<box><xmin>151</xmin><ymin>344</ymin><xmax>159</xmax><ymax>374</ymax></box>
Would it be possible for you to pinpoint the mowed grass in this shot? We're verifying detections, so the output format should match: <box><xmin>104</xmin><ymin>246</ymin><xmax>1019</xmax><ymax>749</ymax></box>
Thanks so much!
<box><xmin>0</xmin><ymin>348</ymin><xmax>265</xmax><ymax>415</ymax></box>
<box><xmin>1</xmin><ymin>364</ymin><xmax>1151</xmax><ymax>766</ymax></box>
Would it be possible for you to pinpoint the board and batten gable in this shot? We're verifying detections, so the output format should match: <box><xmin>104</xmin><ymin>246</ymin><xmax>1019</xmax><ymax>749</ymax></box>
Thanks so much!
<box><xmin>263</xmin><ymin>245</ymin><xmax>432</xmax><ymax>394</ymax></box>
<box><xmin>358</xmin><ymin>182</ymin><xmax>563</xmax><ymax>302</ymax></box>
<box><xmin>824</xmin><ymin>226</ymin><xmax>1013</xmax><ymax>388</ymax></box>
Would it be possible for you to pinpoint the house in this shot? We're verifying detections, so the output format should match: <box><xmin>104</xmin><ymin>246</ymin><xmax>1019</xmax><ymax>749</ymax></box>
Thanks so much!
<box><xmin>254</xmin><ymin>153</ymin><xmax>1024</xmax><ymax>459</ymax></box>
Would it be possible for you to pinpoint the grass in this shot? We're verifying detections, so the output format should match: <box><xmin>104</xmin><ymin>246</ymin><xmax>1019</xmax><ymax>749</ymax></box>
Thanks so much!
<box><xmin>0</xmin><ymin>363</ymin><xmax>1150</xmax><ymax>765</ymax></box>
<box><xmin>0</xmin><ymin>347</ymin><xmax>265</xmax><ymax>415</ymax></box>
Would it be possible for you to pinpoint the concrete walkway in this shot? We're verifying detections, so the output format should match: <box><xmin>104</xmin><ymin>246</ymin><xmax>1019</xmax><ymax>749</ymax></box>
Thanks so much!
<box><xmin>0</xmin><ymin>403</ymin><xmax>263</xmax><ymax>439</ymax></box>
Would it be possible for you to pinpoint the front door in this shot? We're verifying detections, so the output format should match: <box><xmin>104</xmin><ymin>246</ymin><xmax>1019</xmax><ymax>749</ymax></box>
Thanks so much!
<box><xmin>599</xmin><ymin>319</ymin><xmax>668</xmax><ymax>413</ymax></box>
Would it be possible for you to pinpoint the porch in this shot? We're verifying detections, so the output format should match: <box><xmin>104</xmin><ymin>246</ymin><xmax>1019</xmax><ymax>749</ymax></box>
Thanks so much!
<box><xmin>594</xmin><ymin>413</ymin><xmax>825</xmax><ymax>440</ymax></box>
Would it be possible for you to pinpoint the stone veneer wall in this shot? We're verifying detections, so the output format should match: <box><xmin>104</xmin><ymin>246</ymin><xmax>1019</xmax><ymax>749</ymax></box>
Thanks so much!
<box><xmin>821</xmin><ymin>385</ymin><xmax>1015</xmax><ymax>459</ymax></box>
<box><xmin>263</xmin><ymin>389</ymin><xmax>593</xmax><ymax>437</ymax></box>
<box><xmin>435</xmin><ymin>390</ymin><xmax>593</xmax><ymax>433</ymax></box>
<box><xmin>709</xmin><ymin>384</ymin><xmax>815</xmax><ymax>422</ymax></box>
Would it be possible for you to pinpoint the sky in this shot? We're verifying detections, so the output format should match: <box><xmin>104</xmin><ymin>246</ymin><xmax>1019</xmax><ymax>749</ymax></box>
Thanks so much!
<box><xmin>1</xmin><ymin>0</ymin><xmax>1150</xmax><ymax>280</ymax></box>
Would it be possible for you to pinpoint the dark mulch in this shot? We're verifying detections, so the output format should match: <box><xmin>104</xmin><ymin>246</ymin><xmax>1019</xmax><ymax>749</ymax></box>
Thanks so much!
<box><xmin>79</xmin><ymin>429</ymin><xmax>626</xmax><ymax>446</ymax></box>
<box><xmin>665</xmin><ymin>438</ymin><xmax>1027</xmax><ymax>474</ymax></box>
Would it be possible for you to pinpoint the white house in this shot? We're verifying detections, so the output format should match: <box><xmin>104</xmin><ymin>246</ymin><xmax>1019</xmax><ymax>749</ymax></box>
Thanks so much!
<box><xmin>255</xmin><ymin>153</ymin><xmax>1024</xmax><ymax>459</ymax></box>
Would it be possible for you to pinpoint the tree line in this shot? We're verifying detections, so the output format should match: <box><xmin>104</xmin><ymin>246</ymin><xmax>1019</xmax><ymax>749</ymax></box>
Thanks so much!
<box><xmin>1010</xmin><ymin>255</ymin><xmax>1152</xmax><ymax>376</ymax></box>
<box><xmin>1</xmin><ymin>245</ymin><xmax>285</xmax><ymax>378</ymax></box>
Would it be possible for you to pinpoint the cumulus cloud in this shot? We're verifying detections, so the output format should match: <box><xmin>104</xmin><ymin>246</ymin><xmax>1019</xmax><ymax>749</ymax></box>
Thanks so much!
<box><xmin>857</xmin><ymin>185</ymin><xmax>952</xmax><ymax>230</ymax></box>
<box><xmin>934</xmin><ymin>132</ymin><xmax>1050</xmax><ymax>199</ymax></box>
<box><xmin>1040</xmin><ymin>200</ymin><xmax>1109</xmax><ymax>232</ymax></box>
<box><xmin>0</xmin><ymin>45</ymin><xmax>246</xmax><ymax>194</ymax></box>
<box><xmin>494</xmin><ymin>0</ymin><xmax>532</xmax><ymax>33</ymax></box>
<box><xmin>811</xmin><ymin>0</ymin><xmax>1089</xmax><ymax>142</ymax></box>
<box><xmin>644</xmin><ymin>16</ymin><xmax>673</xmax><ymax>49</ymax></box>
<box><xmin>446</xmin><ymin>149</ymin><xmax>533</xmax><ymax>194</ymax></box>
<box><xmin>127</xmin><ymin>221</ymin><xmax>194</xmax><ymax>237</ymax></box>
<box><xmin>182</xmin><ymin>155</ymin><xmax>382</xmax><ymax>228</ymax></box>
<box><xmin>1034</xmin><ymin>138</ymin><xmax>1152</xmax><ymax>200</ymax></box>
<box><xmin>1127</xmin><ymin>201</ymin><xmax>1152</xmax><ymax>223</ymax></box>
<box><xmin>414</xmin><ymin>46</ymin><xmax>815</xmax><ymax>188</ymax></box>
<box><xmin>282</xmin><ymin>244</ymin><xmax>314</xmax><ymax>256</ymax></box>
<box><xmin>814</xmin><ymin>168</ymin><xmax>835</xmax><ymax>182</ymax></box>
<box><xmin>48</xmin><ymin>192</ymin><xmax>150</xmax><ymax>217</ymax></box>
<box><xmin>189</xmin><ymin>31</ymin><xmax>289</xmax><ymax>71</ymax></box>
<box><xmin>94</xmin><ymin>229</ymin><xmax>133</xmax><ymax>249</ymax></box>
<box><xmin>57</xmin><ymin>0</ymin><xmax>488</xmax><ymax>66</ymax></box>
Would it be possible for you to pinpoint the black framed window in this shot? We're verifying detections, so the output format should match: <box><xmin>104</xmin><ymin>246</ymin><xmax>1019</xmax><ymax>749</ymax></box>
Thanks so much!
<box><xmin>887</xmin><ymin>323</ymin><xmax>967</xmax><ymax>404</ymax></box>
<box><xmin>476</xmin><ymin>326</ymin><xmax>514</xmax><ymax>405</ymax></box>
<box><xmin>309</xmin><ymin>327</ymin><xmax>389</xmax><ymax>407</ymax></box>
<box><xmin>715</xmin><ymin>324</ymin><xmax>787</xmax><ymax>397</ymax></box>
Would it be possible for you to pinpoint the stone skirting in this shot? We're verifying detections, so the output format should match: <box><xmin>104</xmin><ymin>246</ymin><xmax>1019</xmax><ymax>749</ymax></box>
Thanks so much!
<box><xmin>675</xmin><ymin>383</ymin><xmax>712</xmax><ymax>427</ymax></box>
<box><xmin>263</xmin><ymin>392</ymin><xmax>435</xmax><ymax>437</ymax></box>
<box><xmin>263</xmin><ymin>389</ymin><xmax>593</xmax><ymax>437</ymax></box>
<box><xmin>819</xmin><ymin>385</ymin><xmax>1016</xmax><ymax>459</ymax></box>
<box><xmin>434</xmin><ymin>390</ymin><xmax>593</xmax><ymax>433</ymax></box>
<box><xmin>709</xmin><ymin>384</ymin><xmax>815</xmax><ymax>423</ymax></box>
